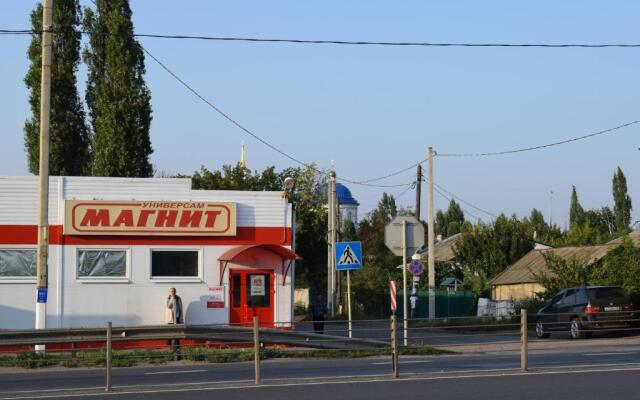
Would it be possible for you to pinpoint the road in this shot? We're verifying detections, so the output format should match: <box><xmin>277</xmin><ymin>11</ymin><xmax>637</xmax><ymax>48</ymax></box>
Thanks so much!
<box><xmin>2</xmin><ymin>361</ymin><xmax>640</xmax><ymax>399</ymax></box>
<box><xmin>2</xmin><ymin>343</ymin><xmax>640</xmax><ymax>398</ymax></box>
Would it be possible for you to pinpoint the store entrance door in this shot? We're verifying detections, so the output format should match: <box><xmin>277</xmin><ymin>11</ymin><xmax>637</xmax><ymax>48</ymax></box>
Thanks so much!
<box><xmin>229</xmin><ymin>269</ymin><xmax>275</xmax><ymax>327</ymax></box>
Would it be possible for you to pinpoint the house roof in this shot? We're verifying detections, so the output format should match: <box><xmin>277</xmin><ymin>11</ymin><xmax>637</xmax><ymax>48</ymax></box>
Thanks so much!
<box><xmin>490</xmin><ymin>245</ymin><xmax>613</xmax><ymax>286</ymax></box>
<box><xmin>431</xmin><ymin>233</ymin><xmax>462</xmax><ymax>262</ymax></box>
<box><xmin>606</xmin><ymin>229</ymin><xmax>640</xmax><ymax>246</ymax></box>
<box><xmin>440</xmin><ymin>277</ymin><xmax>462</xmax><ymax>286</ymax></box>
<box><xmin>490</xmin><ymin>229</ymin><xmax>640</xmax><ymax>287</ymax></box>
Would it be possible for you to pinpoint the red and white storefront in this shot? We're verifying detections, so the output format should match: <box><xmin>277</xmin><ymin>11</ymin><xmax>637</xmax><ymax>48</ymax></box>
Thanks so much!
<box><xmin>0</xmin><ymin>176</ymin><xmax>297</xmax><ymax>330</ymax></box>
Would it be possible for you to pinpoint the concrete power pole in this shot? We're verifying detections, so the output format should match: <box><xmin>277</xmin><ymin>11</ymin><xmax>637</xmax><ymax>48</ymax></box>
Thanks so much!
<box><xmin>36</xmin><ymin>0</ymin><xmax>53</xmax><ymax>338</ymax></box>
<box><xmin>415</xmin><ymin>164</ymin><xmax>422</xmax><ymax>220</ymax></box>
<box><xmin>327</xmin><ymin>170</ymin><xmax>337</xmax><ymax>317</ymax></box>
<box><xmin>427</xmin><ymin>147</ymin><xmax>436</xmax><ymax>319</ymax></box>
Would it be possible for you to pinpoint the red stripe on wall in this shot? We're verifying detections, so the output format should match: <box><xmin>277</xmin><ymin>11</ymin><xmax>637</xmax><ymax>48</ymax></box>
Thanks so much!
<box><xmin>0</xmin><ymin>225</ymin><xmax>292</xmax><ymax>246</ymax></box>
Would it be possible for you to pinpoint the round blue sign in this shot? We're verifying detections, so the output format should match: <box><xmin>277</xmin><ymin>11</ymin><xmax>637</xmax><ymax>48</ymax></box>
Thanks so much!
<box><xmin>409</xmin><ymin>259</ymin><xmax>424</xmax><ymax>276</ymax></box>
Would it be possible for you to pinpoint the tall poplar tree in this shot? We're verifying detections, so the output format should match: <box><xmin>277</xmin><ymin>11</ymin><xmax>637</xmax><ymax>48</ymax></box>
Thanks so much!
<box><xmin>612</xmin><ymin>167</ymin><xmax>632</xmax><ymax>234</ymax></box>
<box><xmin>83</xmin><ymin>0</ymin><xmax>153</xmax><ymax>177</ymax></box>
<box><xmin>24</xmin><ymin>0</ymin><xmax>91</xmax><ymax>176</ymax></box>
<box><xmin>569</xmin><ymin>185</ymin><xmax>585</xmax><ymax>230</ymax></box>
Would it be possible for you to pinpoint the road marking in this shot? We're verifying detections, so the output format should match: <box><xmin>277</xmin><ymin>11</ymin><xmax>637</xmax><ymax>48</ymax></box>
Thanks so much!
<box><xmin>143</xmin><ymin>369</ymin><xmax>206</xmax><ymax>375</ymax></box>
<box><xmin>5</xmin><ymin>365</ymin><xmax>640</xmax><ymax>399</ymax></box>
<box><xmin>372</xmin><ymin>360</ymin><xmax>433</xmax><ymax>365</ymax></box>
<box><xmin>583</xmin><ymin>352</ymin><xmax>637</xmax><ymax>357</ymax></box>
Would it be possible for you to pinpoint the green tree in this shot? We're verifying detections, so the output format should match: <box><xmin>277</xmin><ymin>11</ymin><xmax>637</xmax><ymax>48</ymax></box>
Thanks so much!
<box><xmin>566</xmin><ymin>207</ymin><xmax>616</xmax><ymax>245</ymax></box>
<box><xmin>282</xmin><ymin>166</ymin><xmax>328</xmax><ymax>290</ymax></box>
<box><xmin>84</xmin><ymin>0</ymin><xmax>153</xmax><ymax>177</ymax></box>
<box><xmin>613</xmin><ymin>167</ymin><xmax>632</xmax><ymax>234</ymax></box>
<box><xmin>190</xmin><ymin>164</ymin><xmax>280</xmax><ymax>191</ymax></box>
<box><xmin>454</xmin><ymin>214</ymin><xmax>533</xmax><ymax>297</ymax></box>
<box><xmin>341</xmin><ymin>220</ymin><xmax>358</xmax><ymax>241</ymax></box>
<box><xmin>522</xmin><ymin>208</ymin><xmax>563</xmax><ymax>246</ymax></box>
<box><xmin>569</xmin><ymin>186</ymin><xmax>585</xmax><ymax>230</ymax></box>
<box><xmin>533</xmin><ymin>253</ymin><xmax>594</xmax><ymax>298</ymax></box>
<box><xmin>435</xmin><ymin>199</ymin><xmax>465</xmax><ymax>238</ymax></box>
<box><xmin>24</xmin><ymin>0</ymin><xmax>91</xmax><ymax>175</ymax></box>
<box><xmin>593</xmin><ymin>237</ymin><xmax>640</xmax><ymax>304</ymax></box>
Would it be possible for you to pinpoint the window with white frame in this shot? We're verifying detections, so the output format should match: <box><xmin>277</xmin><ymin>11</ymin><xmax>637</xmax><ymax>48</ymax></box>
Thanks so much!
<box><xmin>77</xmin><ymin>250</ymin><xmax>127</xmax><ymax>278</ymax></box>
<box><xmin>151</xmin><ymin>250</ymin><xmax>199</xmax><ymax>278</ymax></box>
<box><xmin>0</xmin><ymin>249</ymin><xmax>36</xmax><ymax>278</ymax></box>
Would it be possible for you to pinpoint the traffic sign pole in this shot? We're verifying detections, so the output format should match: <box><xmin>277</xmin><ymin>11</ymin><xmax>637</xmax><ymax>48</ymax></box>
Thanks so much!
<box><xmin>347</xmin><ymin>270</ymin><xmax>352</xmax><ymax>338</ymax></box>
<box><xmin>402</xmin><ymin>219</ymin><xmax>408</xmax><ymax>347</ymax></box>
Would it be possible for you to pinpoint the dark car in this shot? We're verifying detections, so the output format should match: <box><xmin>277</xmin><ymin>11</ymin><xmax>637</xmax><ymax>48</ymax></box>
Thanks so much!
<box><xmin>535</xmin><ymin>286</ymin><xmax>635</xmax><ymax>339</ymax></box>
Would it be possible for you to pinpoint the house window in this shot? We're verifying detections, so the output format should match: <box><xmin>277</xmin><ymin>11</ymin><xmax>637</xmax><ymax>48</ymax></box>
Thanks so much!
<box><xmin>151</xmin><ymin>250</ymin><xmax>199</xmax><ymax>277</ymax></box>
<box><xmin>77</xmin><ymin>250</ymin><xmax>127</xmax><ymax>278</ymax></box>
<box><xmin>0</xmin><ymin>249</ymin><xmax>36</xmax><ymax>278</ymax></box>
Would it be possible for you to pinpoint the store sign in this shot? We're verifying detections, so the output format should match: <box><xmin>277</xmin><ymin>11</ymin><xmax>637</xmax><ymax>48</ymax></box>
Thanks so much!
<box><xmin>206</xmin><ymin>286</ymin><xmax>225</xmax><ymax>308</ymax></box>
<box><xmin>250</xmin><ymin>275</ymin><xmax>265</xmax><ymax>296</ymax></box>
<box><xmin>64</xmin><ymin>200</ymin><xmax>236</xmax><ymax>236</ymax></box>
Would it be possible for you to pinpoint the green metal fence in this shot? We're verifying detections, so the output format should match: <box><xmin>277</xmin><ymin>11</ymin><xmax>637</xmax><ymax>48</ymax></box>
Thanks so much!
<box><xmin>389</xmin><ymin>289</ymin><xmax>475</xmax><ymax>319</ymax></box>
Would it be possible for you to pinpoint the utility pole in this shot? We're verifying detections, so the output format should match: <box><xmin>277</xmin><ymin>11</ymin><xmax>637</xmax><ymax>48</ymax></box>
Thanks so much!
<box><xmin>401</xmin><ymin>219</ymin><xmax>408</xmax><ymax>346</ymax></box>
<box><xmin>427</xmin><ymin>147</ymin><xmax>435</xmax><ymax>319</ymax></box>
<box><xmin>415</xmin><ymin>164</ymin><xmax>422</xmax><ymax>220</ymax></box>
<box><xmin>549</xmin><ymin>190</ymin><xmax>554</xmax><ymax>227</ymax></box>
<box><xmin>327</xmin><ymin>170</ymin><xmax>337</xmax><ymax>318</ymax></box>
<box><xmin>335</xmin><ymin>190</ymin><xmax>341</xmax><ymax>313</ymax></box>
<box><xmin>36</xmin><ymin>0</ymin><xmax>53</xmax><ymax>340</ymax></box>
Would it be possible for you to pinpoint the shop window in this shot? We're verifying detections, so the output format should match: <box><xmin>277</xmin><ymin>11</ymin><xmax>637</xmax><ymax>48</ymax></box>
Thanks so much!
<box><xmin>151</xmin><ymin>250</ymin><xmax>199</xmax><ymax>277</ymax></box>
<box><xmin>0</xmin><ymin>249</ymin><xmax>36</xmax><ymax>278</ymax></box>
<box><xmin>77</xmin><ymin>250</ymin><xmax>127</xmax><ymax>278</ymax></box>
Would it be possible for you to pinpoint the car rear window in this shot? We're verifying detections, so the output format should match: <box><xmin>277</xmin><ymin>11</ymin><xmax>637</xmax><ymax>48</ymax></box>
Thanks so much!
<box><xmin>587</xmin><ymin>287</ymin><xmax>629</xmax><ymax>303</ymax></box>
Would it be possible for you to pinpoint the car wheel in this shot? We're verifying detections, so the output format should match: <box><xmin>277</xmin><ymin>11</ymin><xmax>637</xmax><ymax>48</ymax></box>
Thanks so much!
<box><xmin>535</xmin><ymin>318</ymin><xmax>550</xmax><ymax>339</ymax></box>
<box><xmin>570</xmin><ymin>317</ymin><xmax>586</xmax><ymax>339</ymax></box>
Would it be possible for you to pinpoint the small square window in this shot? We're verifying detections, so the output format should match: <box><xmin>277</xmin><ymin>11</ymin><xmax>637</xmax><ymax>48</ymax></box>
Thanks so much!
<box><xmin>0</xmin><ymin>249</ymin><xmax>36</xmax><ymax>278</ymax></box>
<box><xmin>151</xmin><ymin>251</ymin><xmax>199</xmax><ymax>277</ymax></box>
<box><xmin>77</xmin><ymin>250</ymin><xmax>127</xmax><ymax>278</ymax></box>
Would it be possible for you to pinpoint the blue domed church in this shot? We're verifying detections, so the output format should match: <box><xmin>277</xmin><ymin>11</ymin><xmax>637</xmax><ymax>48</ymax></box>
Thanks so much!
<box><xmin>336</xmin><ymin>183</ymin><xmax>359</xmax><ymax>223</ymax></box>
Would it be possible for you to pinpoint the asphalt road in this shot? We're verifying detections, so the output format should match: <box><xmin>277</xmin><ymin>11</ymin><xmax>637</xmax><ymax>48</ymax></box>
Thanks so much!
<box><xmin>2</xmin><ymin>345</ymin><xmax>640</xmax><ymax>398</ymax></box>
<box><xmin>3</xmin><ymin>364</ymin><xmax>640</xmax><ymax>400</ymax></box>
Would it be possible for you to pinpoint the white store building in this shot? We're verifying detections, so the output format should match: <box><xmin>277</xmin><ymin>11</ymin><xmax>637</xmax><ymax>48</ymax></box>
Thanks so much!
<box><xmin>0</xmin><ymin>176</ymin><xmax>298</xmax><ymax>330</ymax></box>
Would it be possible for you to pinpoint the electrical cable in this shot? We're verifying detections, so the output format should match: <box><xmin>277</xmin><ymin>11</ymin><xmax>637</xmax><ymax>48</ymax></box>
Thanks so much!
<box><xmin>433</xmin><ymin>185</ymin><xmax>481</xmax><ymax>220</ymax></box>
<box><xmin>436</xmin><ymin>120</ymin><xmax>639</xmax><ymax>157</ymax></box>
<box><xmin>433</xmin><ymin>182</ymin><xmax>497</xmax><ymax>218</ymax></box>
<box><xmin>4</xmin><ymin>29</ymin><xmax>640</xmax><ymax>48</ymax></box>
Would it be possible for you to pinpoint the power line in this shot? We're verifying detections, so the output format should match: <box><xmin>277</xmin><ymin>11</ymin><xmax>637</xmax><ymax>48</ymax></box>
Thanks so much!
<box><xmin>4</xmin><ymin>29</ymin><xmax>640</xmax><ymax>48</ymax></box>
<box><xmin>395</xmin><ymin>182</ymin><xmax>415</xmax><ymax>199</ymax></box>
<box><xmin>436</xmin><ymin>120</ymin><xmax>640</xmax><ymax>157</ymax></box>
<box><xmin>433</xmin><ymin>186</ymin><xmax>481</xmax><ymax>221</ymax></box>
<box><xmin>351</xmin><ymin>159</ymin><xmax>427</xmax><ymax>184</ymax></box>
<box><xmin>141</xmin><ymin>48</ymin><xmax>312</xmax><ymax>168</ymax></box>
<box><xmin>433</xmin><ymin>183</ymin><xmax>497</xmax><ymax>218</ymax></box>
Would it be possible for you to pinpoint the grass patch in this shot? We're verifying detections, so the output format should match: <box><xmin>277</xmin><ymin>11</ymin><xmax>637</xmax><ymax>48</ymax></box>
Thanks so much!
<box><xmin>0</xmin><ymin>346</ymin><xmax>449</xmax><ymax>370</ymax></box>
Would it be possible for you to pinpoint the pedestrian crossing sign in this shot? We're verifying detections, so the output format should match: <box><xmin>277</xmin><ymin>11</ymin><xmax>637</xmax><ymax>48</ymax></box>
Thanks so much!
<box><xmin>335</xmin><ymin>241</ymin><xmax>363</xmax><ymax>271</ymax></box>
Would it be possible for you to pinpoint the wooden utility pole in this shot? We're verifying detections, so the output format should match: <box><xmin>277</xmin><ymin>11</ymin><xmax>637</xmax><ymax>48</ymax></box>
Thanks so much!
<box><xmin>36</xmin><ymin>0</ymin><xmax>53</xmax><ymax>337</ymax></box>
<box><xmin>327</xmin><ymin>170</ymin><xmax>336</xmax><ymax>317</ymax></box>
<box><xmin>427</xmin><ymin>147</ymin><xmax>435</xmax><ymax>319</ymax></box>
<box><xmin>415</xmin><ymin>164</ymin><xmax>422</xmax><ymax>220</ymax></box>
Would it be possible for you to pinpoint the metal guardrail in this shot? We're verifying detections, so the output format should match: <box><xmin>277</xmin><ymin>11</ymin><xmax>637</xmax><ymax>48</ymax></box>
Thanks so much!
<box><xmin>0</xmin><ymin>323</ymin><xmax>388</xmax><ymax>350</ymax></box>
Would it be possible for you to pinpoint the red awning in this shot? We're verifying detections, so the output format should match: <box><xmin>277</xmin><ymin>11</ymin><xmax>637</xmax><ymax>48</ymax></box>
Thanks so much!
<box><xmin>218</xmin><ymin>244</ymin><xmax>302</xmax><ymax>262</ymax></box>
<box><xmin>218</xmin><ymin>244</ymin><xmax>301</xmax><ymax>286</ymax></box>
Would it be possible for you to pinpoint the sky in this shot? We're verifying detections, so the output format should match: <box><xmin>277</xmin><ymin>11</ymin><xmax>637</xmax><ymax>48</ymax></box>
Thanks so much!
<box><xmin>1</xmin><ymin>1</ymin><xmax>639</xmax><ymax>228</ymax></box>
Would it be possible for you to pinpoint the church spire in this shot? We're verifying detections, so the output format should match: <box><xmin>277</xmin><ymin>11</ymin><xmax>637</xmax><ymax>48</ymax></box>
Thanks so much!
<box><xmin>240</xmin><ymin>141</ymin><xmax>247</xmax><ymax>168</ymax></box>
